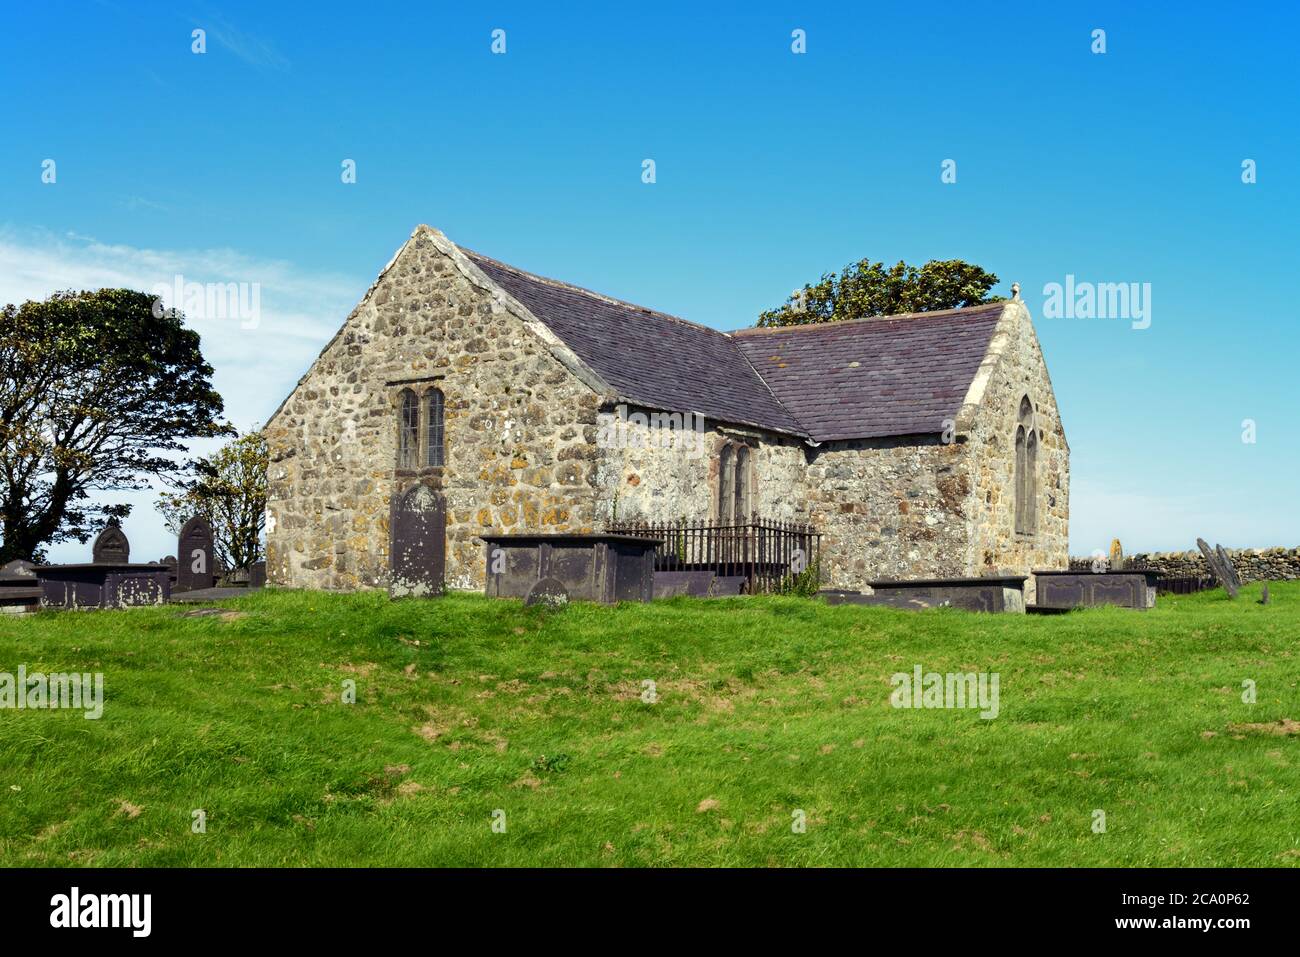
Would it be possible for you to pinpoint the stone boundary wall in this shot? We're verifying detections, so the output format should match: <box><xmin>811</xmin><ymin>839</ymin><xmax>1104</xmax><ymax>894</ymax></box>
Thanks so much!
<box><xmin>1068</xmin><ymin>547</ymin><xmax>1300</xmax><ymax>582</ymax></box>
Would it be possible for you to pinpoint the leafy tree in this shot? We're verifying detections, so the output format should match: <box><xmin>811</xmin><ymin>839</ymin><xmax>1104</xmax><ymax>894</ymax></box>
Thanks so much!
<box><xmin>757</xmin><ymin>257</ymin><xmax>1004</xmax><ymax>327</ymax></box>
<box><xmin>0</xmin><ymin>289</ymin><xmax>230</xmax><ymax>563</ymax></box>
<box><xmin>157</xmin><ymin>430</ymin><xmax>268</xmax><ymax>572</ymax></box>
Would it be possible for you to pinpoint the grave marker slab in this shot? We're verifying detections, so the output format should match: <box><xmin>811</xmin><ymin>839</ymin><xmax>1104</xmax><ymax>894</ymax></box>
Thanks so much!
<box><xmin>390</xmin><ymin>483</ymin><xmax>446</xmax><ymax>598</ymax></box>
<box><xmin>525</xmin><ymin>576</ymin><xmax>569</xmax><ymax>609</ymax></box>
<box><xmin>175</xmin><ymin>516</ymin><xmax>216</xmax><ymax>593</ymax></box>
<box><xmin>92</xmin><ymin>523</ymin><xmax>130</xmax><ymax>564</ymax></box>
<box><xmin>1197</xmin><ymin>538</ymin><xmax>1238</xmax><ymax>598</ymax></box>
<box><xmin>1215</xmin><ymin>545</ymin><xmax>1242</xmax><ymax>592</ymax></box>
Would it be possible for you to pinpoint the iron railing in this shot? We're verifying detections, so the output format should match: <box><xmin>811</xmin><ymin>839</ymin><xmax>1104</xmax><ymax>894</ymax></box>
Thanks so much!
<box><xmin>607</xmin><ymin>515</ymin><xmax>821</xmax><ymax>594</ymax></box>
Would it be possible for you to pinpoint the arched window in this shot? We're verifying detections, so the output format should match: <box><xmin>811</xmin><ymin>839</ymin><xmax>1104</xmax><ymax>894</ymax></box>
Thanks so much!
<box><xmin>1014</xmin><ymin>396</ymin><xmax>1037</xmax><ymax>535</ymax></box>
<box><xmin>734</xmin><ymin>445</ymin><xmax>751</xmax><ymax>522</ymax></box>
<box><xmin>425</xmin><ymin>388</ymin><xmax>445</xmax><ymax>467</ymax></box>
<box><xmin>398</xmin><ymin>389</ymin><xmax>419</xmax><ymax>470</ymax></box>
<box><xmin>718</xmin><ymin>445</ymin><xmax>735</xmax><ymax>522</ymax></box>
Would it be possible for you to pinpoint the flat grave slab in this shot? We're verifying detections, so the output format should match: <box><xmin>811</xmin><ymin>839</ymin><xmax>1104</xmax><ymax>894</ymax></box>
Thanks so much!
<box><xmin>861</xmin><ymin>576</ymin><xmax>1028</xmax><ymax>613</ymax></box>
<box><xmin>169</xmin><ymin>586</ymin><xmax>256</xmax><ymax>604</ymax></box>
<box><xmin>653</xmin><ymin>570</ymin><xmax>716</xmax><ymax>599</ymax></box>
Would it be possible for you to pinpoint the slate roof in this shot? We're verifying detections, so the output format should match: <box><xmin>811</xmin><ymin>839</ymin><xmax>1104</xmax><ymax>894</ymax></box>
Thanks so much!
<box><xmin>465</xmin><ymin>251</ymin><xmax>803</xmax><ymax>435</ymax></box>
<box><xmin>465</xmin><ymin>247</ymin><xmax>1005</xmax><ymax>444</ymax></box>
<box><xmin>731</xmin><ymin>305</ymin><xmax>1006</xmax><ymax>441</ymax></box>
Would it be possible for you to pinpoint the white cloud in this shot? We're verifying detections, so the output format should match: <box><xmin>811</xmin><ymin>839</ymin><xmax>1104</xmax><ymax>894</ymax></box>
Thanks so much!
<box><xmin>0</xmin><ymin>227</ymin><xmax>361</xmax><ymax>564</ymax></box>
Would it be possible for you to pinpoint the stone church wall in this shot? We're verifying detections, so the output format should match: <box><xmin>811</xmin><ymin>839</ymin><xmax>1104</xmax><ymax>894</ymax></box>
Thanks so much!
<box><xmin>265</xmin><ymin>229</ymin><xmax>603</xmax><ymax>592</ymax></box>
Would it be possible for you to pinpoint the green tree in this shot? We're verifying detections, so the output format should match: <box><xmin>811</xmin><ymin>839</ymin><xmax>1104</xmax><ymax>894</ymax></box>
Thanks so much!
<box><xmin>157</xmin><ymin>430</ymin><xmax>268</xmax><ymax>572</ymax></box>
<box><xmin>0</xmin><ymin>289</ymin><xmax>230</xmax><ymax>563</ymax></box>
<box><xmin>757</xmin><ymin>258</ymin><xmax>1004</xmax><ymax>328</ymax></box>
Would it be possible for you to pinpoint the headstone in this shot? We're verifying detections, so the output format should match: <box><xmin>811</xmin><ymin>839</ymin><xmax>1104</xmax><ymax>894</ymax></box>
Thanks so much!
<box><xmin>0</xmin><ymin>559</ymin><xmax>37</xmax><ymax>581</ymax></box>
<box><xmin>389</xmin><ymin>483</ymin><xmax>446</xmax><ymax>598</ymax></box>
<box><xmin>1259</xmin><ymin>583</ymin><xmax>1271</xmax><ymax>605</ymax></box>
<box><xmin>1196</xmin><ymin>538</ymin><xmax>1238</xmax><ymax>598</ymax></box>
<box><xmin>91</xmin><ymin>522</ymin><xmax>130</xmax><ymax>564</ymax></box>
<box><xmin>525</xmin><ymin>576</ymin><xmax>569</xmax><ymax>609</ymax></box>
<box><xmin>1109</xmin><ymin>538</ymin><xmax>1125</xmax><ymax>571</ymax></box>
<box><xmin>175</xmin><ymin>516</ymin><xmax>216</xmax><ymax>592</ymax></box>
<box><xmin>249</xmin><ymin>561</ymin><xmax>266</xmax><ymax>589</ymax></box>
<box><xmin>1215</xmin><ymin>545</ymin><xmax>1241</xmax><ymax>591</ymax></box>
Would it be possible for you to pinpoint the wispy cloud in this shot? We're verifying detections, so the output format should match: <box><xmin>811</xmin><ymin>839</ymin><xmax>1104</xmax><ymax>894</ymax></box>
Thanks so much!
<box><xmin>198</xmin><ymin>13</ymin><xmax>290</xmax><ymax>72</ymax></box>
<box><xmin>0</xmin><ymin>227</ymin><xmax>360</xmax><ymax>562</ymax></box>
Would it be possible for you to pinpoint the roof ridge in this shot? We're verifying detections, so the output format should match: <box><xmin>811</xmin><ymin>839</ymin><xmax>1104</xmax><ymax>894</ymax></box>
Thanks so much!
<box><xmin>727</xmin><ymin>301</ymin><xmax>1007</xmax><ymax>337</ymax></box>
<box><xmin>460</xmin><ymin>247</ymin><xmax>731</xmax><ymax>338</ymax></box>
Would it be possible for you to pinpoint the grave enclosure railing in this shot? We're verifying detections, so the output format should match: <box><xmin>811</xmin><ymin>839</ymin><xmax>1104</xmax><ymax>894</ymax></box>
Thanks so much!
<box><xmin>606</xmin><ymin>515</ymin><xmax>821</xmax><ymax>594</ymax></box>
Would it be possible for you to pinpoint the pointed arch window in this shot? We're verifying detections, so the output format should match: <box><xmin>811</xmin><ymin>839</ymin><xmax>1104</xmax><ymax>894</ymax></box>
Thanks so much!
<box><xmin>398</xmin><ymin>389</ymin><xmax>419</xmax><ymax>470</ymax></box>
<box><xmin>734</xmin><ymin>445</ymin><xmax>751</xmax><ymax>523</ymax></box>
<box><xmin>718</xmin><ymin>445</ymin><xmax>735</xmax><ymax>522</ymax></box>
<box><xmin>425</xmin><ymin>388</ymin><xmax>445</xmax><ymax>467</ymax></box>
<box><xmin>1014</xmin><ymin>396</ymin><xmax>1038</xmax><ymax>535</ymax></box>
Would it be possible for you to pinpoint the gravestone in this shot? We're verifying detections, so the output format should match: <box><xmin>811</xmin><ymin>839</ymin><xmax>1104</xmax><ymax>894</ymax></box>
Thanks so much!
<box><xmin>175</xmin><ymin>516</ymin><xmax>216</xmax><ymax>593</ymax></box>
<box><xmin>525</xmin><ymin>576</ymin><xmax>569</xmax><ymax>609</ymax></box>
<box><xmin>92</xmin><ymin>522</ymin><xmax>130</xmax><ymax>564</ymax></box>
<box><xmin>0</xmin><ymin>559</ymin><xmax>37</xmax><ymax>582</ymax></box>
<box><xmin>389</xmin><ymin>483</ymin><xmax>446</xmax><ymax>598</ymax></box>
<box><xmin>1196</xmin><ymin>538</ymin><xmax>1238</xmax><ymax>598</ymax></box>
<box><xmin>1215</xmin><ymin>545</ymin><xmax>1242</xmax><ymax>592</ymax></box>
<box><xmin>1259</xmin><ymin>583</ymin><xmax>1271</xmax><ymax>605</ymax></box>
<box><xmin>249</xmin><ymin>561</ymin><xmax>266</xmax><ymax>589</ymax></box>
<box><xmin>1109</xmin><ymin>538</ymin><xmax>1125</xmax><ymax>571</ymax></box>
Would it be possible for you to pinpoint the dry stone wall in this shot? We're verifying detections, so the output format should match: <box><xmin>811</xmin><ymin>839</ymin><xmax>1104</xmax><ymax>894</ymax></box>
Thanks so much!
<box><xmin>1069</xmin><ymin>548</ymin><xmax>1300</xmax><ymax>582</ymax></box>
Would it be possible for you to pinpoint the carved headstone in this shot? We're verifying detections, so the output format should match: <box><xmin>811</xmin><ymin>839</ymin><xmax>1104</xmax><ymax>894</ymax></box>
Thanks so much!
<box><xmin>1196</xmin><ymin>538</ymin><xmax>1237</xmax><ymax>598</ymax></box>
<box><xmin>175</xmin><ymin>516</ymin><xmax>216</xmax><ymax>593</ymax></box>
<box><xmin>92</xmin><ymin>522</ymin><xmax>130</xmax><ymax>564</ymax></box>
<box><xmin>249</xmin><ymin>561</ymin><xmax>267</xmax><ymax>589</ymax></box>
<box><xmin>525</xmin><ymin>576</ymin><xmax>569</xmax><ymax>609</ymax></box>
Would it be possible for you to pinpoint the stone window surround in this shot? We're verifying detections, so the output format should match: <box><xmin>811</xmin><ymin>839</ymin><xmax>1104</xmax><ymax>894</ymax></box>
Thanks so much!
<box><xmin>716</xmin><ymin>435</ymin><xmax>755</xmax><ymax>523</ymax></box>
<box><xmin>391</xmin><ymin>375</ymin><xmax>448</xmax><ymax>481</ymax></box>
<box><xmin>1014</xmin><ymin>395</ymin><xmax>1038</xmax><ymax>539</ymax></box>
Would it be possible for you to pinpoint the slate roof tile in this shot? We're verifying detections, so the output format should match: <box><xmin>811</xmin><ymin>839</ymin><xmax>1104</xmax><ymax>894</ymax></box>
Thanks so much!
<box><xmin>465</xmin><ymin>246</ymin><xmax>1005</xmax><ymax>444</ymax></box>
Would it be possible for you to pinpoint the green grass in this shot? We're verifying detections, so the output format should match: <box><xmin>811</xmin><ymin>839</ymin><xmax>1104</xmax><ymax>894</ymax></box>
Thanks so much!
<box><xmin>1</xmin><ymin>583</ymin><xmax>1298</xmax><ymax>867</ymax></box>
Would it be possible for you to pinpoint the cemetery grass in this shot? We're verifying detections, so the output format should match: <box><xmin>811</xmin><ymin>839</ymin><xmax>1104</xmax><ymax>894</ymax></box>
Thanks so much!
<box><xmin>1</xmin><ymin>583</ymin><xmax>1298</xmax><ymax>867</ymax></box>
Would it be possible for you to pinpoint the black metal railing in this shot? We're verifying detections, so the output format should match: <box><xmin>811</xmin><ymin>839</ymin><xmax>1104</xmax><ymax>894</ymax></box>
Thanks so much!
<box><xmin>607</xmin><ymin>515</ymin><xmax>821</xmax><ymax>594</ymax></box>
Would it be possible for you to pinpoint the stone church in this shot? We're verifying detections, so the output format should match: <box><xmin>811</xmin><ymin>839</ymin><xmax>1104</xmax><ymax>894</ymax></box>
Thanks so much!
<box><xmin>265</xmin><ymin>225</ymin><xmax>1068</xmax><ymax>595</ymax></box>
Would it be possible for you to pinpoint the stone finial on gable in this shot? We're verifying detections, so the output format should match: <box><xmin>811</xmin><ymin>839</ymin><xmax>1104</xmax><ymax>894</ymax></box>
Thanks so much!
<box><xmin>1011</xmin><ymin>282</ymin><xmax>1021</xmax><ymax>301</ymax></box>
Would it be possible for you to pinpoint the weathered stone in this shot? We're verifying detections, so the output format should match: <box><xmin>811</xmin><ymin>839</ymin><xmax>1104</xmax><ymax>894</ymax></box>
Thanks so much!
<box><xmin>174</xmin><ymin>516</ymin><xmax>216</xmax><ymax>593</ymax></box>
<box><xmin>91</xmin><ymin>522</ymin><xmax>130</xmax><ymax>564</ymax></box>
<box><xmin>265</xmin><ymin>229</ymin><xmax>1068</xmax><ymax>594</ymax></box>
<box><xmin>525</xmin><ymin>576</ymin><xmax>569</xmax><ymax>609</ymax></box>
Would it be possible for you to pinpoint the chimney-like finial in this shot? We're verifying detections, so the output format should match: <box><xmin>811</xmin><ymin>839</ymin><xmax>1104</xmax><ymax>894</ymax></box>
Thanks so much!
<box><xmin>1011</xmin><ymin>282</ymin><xmax>1021</xmax><ymax>301</ymax></box>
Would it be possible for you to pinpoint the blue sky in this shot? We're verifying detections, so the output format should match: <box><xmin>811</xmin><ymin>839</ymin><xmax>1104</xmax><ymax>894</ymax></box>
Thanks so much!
<box><xmin>2</xmin><ymin>0</ymin><xmax>1297</xmax><ymax>562</ymax></box>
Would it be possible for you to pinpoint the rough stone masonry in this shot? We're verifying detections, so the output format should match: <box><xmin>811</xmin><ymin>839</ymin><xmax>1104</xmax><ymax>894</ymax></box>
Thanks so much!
<box><xmin>265</xmin><ymin>226</ymin><xmax>1069</xmax><ymax>596</ymax></box>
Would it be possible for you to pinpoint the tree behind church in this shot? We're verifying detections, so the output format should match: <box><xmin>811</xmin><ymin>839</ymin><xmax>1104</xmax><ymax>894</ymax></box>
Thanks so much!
<box><xmin>757</xmin><ymin>258</ymin><xmax>1003</xmax><ymax>327</ymax></box>
<box><xmin>158</xmin><ymin>430</ymin><xmax>268</xmax><ymax>573</ymax></box>
<box><xmin>0</xmin><ymin>289</ymin><xmax>230</xmax><ymax>563</ymax></box>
